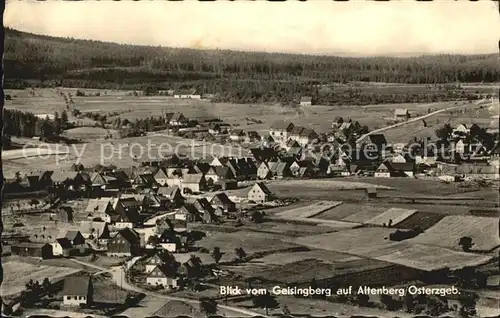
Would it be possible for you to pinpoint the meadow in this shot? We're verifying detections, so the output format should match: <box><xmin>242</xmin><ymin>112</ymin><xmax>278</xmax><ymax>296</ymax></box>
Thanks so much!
<box><xmin>1</xmin><ymin>260</ymin><xmax>81</xmax><ymax>297</ymax></box>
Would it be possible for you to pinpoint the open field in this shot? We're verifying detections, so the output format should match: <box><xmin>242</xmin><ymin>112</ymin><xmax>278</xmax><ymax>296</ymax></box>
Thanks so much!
<box><xmin>376</xmin><ymin>244</ymin><xmax>495</xmax><ymax>271</ymax></box>
<box><xmin>225</xmin><ymin>257</ymin><xmax>392</xmax><ymax>285</ymax></box>
<box><xmin>275</xmin><ymin>200</ymin><xmax>343</xmax><ymax>219</ymax></box>
<box><xmin>292</xmin><ymin>227</ymin><xmax>495</xmax><ymax>271</ymax></box>
<box><xmin>394</xmin><ymin>212</ymin><xmax>446</xmax><ymax>230</ymax></box>
<box><xmin>314</xmin><ymin>203</ymin><xmax>384</xmax><ymax>221</ymax></box>
<box><xmin>195</xmin><ymin>230</ymin><xmax>300</xmax><ymax>262</ymax></box>
<box><xmin>365</xmin><ymin>208</ymin><xmax>418</xmax><ymax>226</ymax></box>
<box><xmin>1</xmin><ymin>260</ymin><xmax>81</xmax><ymax>297</ymax></box>
<box><xmin>247</xmin><ymin>249</ymin><xmax>363</xmax><ymax>265</ymax></box>
<box><xmin>409</xmin><ymin>215</ymin><xmax>500</xmax><ymax>252</ymax></box>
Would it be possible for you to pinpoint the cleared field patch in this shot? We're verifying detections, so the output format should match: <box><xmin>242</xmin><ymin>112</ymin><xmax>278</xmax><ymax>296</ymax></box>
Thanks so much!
<box><xmin>365</xmin><ymin>208</ymin><xmax>418</xmax><ymax>226</ymax></box>
<box><xmin>269</xmin><ymin>179</ymin><xmax>393</xmax><ymax>191</ymax></box>
<box><xmin>247</xmin><ymin>258</ymin><xmax>393</xmax><ymax>284</ymax></box>
<box><xmin>250</xmin><ymin>250</ymin><xmax>363</xmax><ymax>265</ymax></box>
<box><xmin>409</xmin><ymin>216</ymin><xmax>500</xmax><ymax>252</ymax></box>
<box><xmin>395</xmin><ymin>212</ymin><xmax>446</xmax><ymax>230</ymax></box>
<box><xmin>293</xmin><ymin>227</ymin><xmax>403</xmax><ymax>258</ymax></box>
<box><xmin>276</xmin><ymin>201</ymin><xmax>343</xmax><ymax>219</ymax></box>
<box><xmin>341</xmin><ymin>206</ymin><xmax>389</xmax><ymax>223</ymax></box>
<box><xmin>196</xmin><ymin>230</ymin><xmax>300</xmax><ymax>262</ymax></box>
<box><xmin>63</xmin><ymin>127</ymin><xmax>118</xmax><ymax>141</ymax></box>
<box><xmin>1</xmin><ymin>261</ymin><xmax>81</xmax><ymax>297</ymax></box>
<box><xmin>377</xmin><ymin>244</ymin><xmax>494</xmax><ymax>271</ymax></box>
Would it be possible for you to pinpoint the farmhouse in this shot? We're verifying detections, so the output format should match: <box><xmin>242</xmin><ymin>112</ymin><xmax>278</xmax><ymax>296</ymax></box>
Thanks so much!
<box><xmin>79</xmin><ymin>221</ymin><xmax>111</xmax><ymax>243</ymax></box>
<box><xmin>452</xmin><ymin>124</ymin><xmax>470</xmax><ymax>138</ymax></box>
<box><xmin>169</xmin><ymin>112</ymin><xmax>187</xmax><ymax>126</ymax></box>
<box><xmin>11</xmin><ymin>242</ymin><xmax>53</xmax><ymax>259</ymax></box>
<box><xmin>374</xmin><ymin>163</ymin><xmax>391</xmax><ymax>178</ymax></box>
<box><xmin>269</xmin><ymin>121</ymin><xmax>295</xmax><ymax>143</ymax></box>
<box><xmin>146</xmin><ymin>266</ymin><xmax>183</xmax><ymax>289</ymax></box>
<box><xmin>61</xmin><ymin>275</ymin><xmax>93</xmax><ymax>307</ymax></box>
<box><xmin>175</xmin><ymin>204</ymin><xmax>202</xmax><ymax>222</ymax></box>
<box><xmin>157</xmin><ymin>230</ymin><xmax>181</xmax><ymax>252</ymax></box>
<box><xmin>51</xmin><ymin>171</ymin><xmax>88</xmax><ymax>189</ymax></box>
<box><xmin>394</xmin><ymin>109</ymin><xmax>411</xmax><ymax>120</ymax></box>
<box><xmin>107</xmin><ymin>227</ymin><xmax>141</xmax><ymax>257</ymax></box>
<box><xmin>114</xmin><ymin>197</ymin><xmax>142</xmax><ymax>228</ymax></box>
<box><xmin>157</xmin><ymin>186</ymin><xmax>184</xmax><ymax>207</ymax></box>
<box><xmin>51</xmin><ymin>238</ymin><xmax>73</xmax><ymax>257</ymax></box>
<box><xmin>193</xmin><ymin>198</ymin><xmax>215</xmax><ymax>215</ymax></box>
<box><xmin>205</xmin><ymin>166</ymin><xmax>235</xmax><ymax>184</ymax></box>
<box><xmin>145</xmin><ymin>250</ymin><xmax>176</xmax><ymax>273</ymax></box>
<box><xmin>210</xmin><ymin>193</ymin><xmax>236</xmax><ymax>213</ymax></box>
<box><xmin>289</xmin><ymin>126</ymin><xmax>319</xmax><ymax>146</ymax></box>
<box><xmin>85</xmin><ymin>198</ymin><xmax>114</xmax><ymax>222</ymax></box>
<box><xmin>248</xmin><ymin>182</ymin><xmax>274</xmax><ymax>203</ymax></box>
<box><xmin>132</xmin><ymin>173</ymin><xmax>157</xmax><ymax>189</ymax></box>
<box><xmin>248</xmin><ymin>147</ymin><xmax>279</xmax><ymax>163</ymax></box>
<box><xmin>300</xmin><ymin>96</ymin><xmax>312</xmax><ymax>107</ymax></box>
<box><xmin>229</xmin><ymin>129</ymin><xmax>246</xmax><ymax>142</ymax></box>
<box><xmin>64</xmin><ymin>230</ymin><xmax>86</xmax><ymax>253</ymax></box>
<box><xmin>181</xmin><ymin>173</ymin><xmax>206</xmax><ymax>193</ymax></box>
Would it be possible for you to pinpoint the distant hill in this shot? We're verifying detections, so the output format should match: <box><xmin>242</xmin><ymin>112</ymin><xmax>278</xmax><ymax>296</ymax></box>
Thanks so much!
<box><xmin>5</xmin><ymin>28</ymin><xmax>499</xmax><ymax>88</ymax></box>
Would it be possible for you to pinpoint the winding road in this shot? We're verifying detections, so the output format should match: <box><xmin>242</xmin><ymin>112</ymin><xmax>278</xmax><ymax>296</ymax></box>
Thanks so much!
<box><xmin>356</xmin><ymin>99</ymin><xmax>489</xmax><ymax>144</ymax></box>
<box><xmin>70</xmin><ymin>258</ymin><xmax>264</xmax><ymax>317</ymax></box>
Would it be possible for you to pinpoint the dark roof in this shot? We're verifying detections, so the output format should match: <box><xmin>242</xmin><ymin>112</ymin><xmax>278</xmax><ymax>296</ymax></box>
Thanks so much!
<box><xmin>369</xmin><ymin>134</ymin><xmax>387</xmax><ymax>146</ymax></box>
<box><xmin>299</xmin><ymin>128</ymin><xmax>317</xmax><ymax>137</ymax></box>
<box><xmin>211</xmin><ymin>193</ymin><xmax>234</xmax><ymax>205</ymax></box>
<box><xmin>253</xmin><ymin>182</ymin><xmax>272</xmax><ymax>194</ymax></box>
<box><xmin>179</xmin><ymin>204</ymin><xmax>200</xmax><ymax>216</ymax></box>
<box><xmin>291</xmin><ymin>126</ymin><xmax>305</xmax><ymax>135</ymax></box>
<box><xmin>65</xmin><ymin>230</ymin><xmax>81</xmax><ymax>241</ymax></box>
<box><xmin>118</xmin><ymin>197</ymin><xmax>140</xmax><ymax>208</ymax></box>
<box><xmin>249</xmin><ymin>147</ymin><xmax>278</xmax><ymax>162</ymax></box>
<box><xmin>214</xmin><ymin>166</ymin><xmax>233</xmax><ymax>178</ymax></box>
<box><xmin>270</xmin><ymin>120</ymin><xmax>294</xmax><ymax>131</ymax></box>
<box><xmin>391</xmin><ymin>162</ymin><xmax>415</xmax><ymax>171</ymax></box>
<box><xmin>193</xmin><ymin>198</ymin><xmax>214</xmax><ymax>213</ymax></box>
<box><xmin>62</xmin><ymin>275</ymin><xmax>91</xmax><ymax>296</ymax></box>
<box><xmin>182</xmin><ymin>173</ymin><xmax>204</xmax><ymax>184</ymax></box>
<box><xmin>116</xmin><ymin>227</ymin><xmax>140</xmax><ymax>244</ymax></box>
<box><xmin>56</xmin><ymin>238</ymin><xmax>73</xmax><ymax>249</ymax></box>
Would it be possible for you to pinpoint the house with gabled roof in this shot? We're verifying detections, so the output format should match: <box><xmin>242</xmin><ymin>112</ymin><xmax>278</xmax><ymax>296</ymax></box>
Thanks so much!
<box><xmin>269</xmin><ymin>120</ymin><xmax>295</xmax><ymax>143</ymax></box>
<box><xmin>290</xmin><ymin>126</ymin><xmax>319</xmax><ymax>146</ymax></box>
<box><xmin>394</xmin><ymin>109</ymin><xmax>411</xmax><ymax>120</ymax></box>
<box><xmin>181</xmin><ymin>173</ymin><xmax>206</xmax><ymax>193</ymax></box>
<box><xmin>374</xmin><ymin>162</ymin><xmax>391</xmax><ymax>178</ymax></box>
<box><xmin>169</xmin><ymin>112</ymin><xmax>187</xmax><ymax>126</ymax></box>
<box><xmin>257</xmin><ymin>162</ymin><xmax>273</xmax><ymax>180</ymax></box>
<box><xmin>248</xmin><ymin>147</ymin><xmax>278</xmax><ymax>163</ymax></box>
<box><xmin>62</xmin><ymin>275</ymin><xmax>93</xmax><ymax>307</ymax></box>
<box><xmin>144</xmin><ymin>250</ymin><xmax>177</xmax><ymax>273</ymax></box>
<box><xmin>154</xmin><ymin>168</ymin><xmax>169</xmax><ymax>186</ymax></box>
<box><xmin>132</xmin><ymin>173</ymin><xmax>158</xmax><ymax>190</ymax></box>
<box><xmin>205</xmin><ymin>166</ymin><xmax>235</xmax><ymax>184</ymax></box>
<box><xmin>113</xmin><ymin>197</ymin><xmax>142</xmax><ymax>228</ymax></box>
<box><xmin>193</xmin><ymin>198</ymin><xmax>215</xmax><ymax>215</ymax></box>
<box><xmin>64</xmin><ymin>230</ymin><xmax>86</xmax><ymax>253</ymax></box>
<box><xmin>210</xmin><ymin>193</ymin><xmax>236</xmax><ymax>213</ymax></box>
<box><xmin>229</xmin><ymin>129</ymin><xmax>246</xmax><ymax>142</ymax></box>
<box><xmin>248</xmin><ymin>182</ymin><xmax>274</xmax><ymax>203</ymax></box>
<box><xmin>146</xmin><ymin>265</ymin><xmax>183</xmax><ymax>289</ymax></box>
<box><xmin>79</xmin><ymin>221</ymin><xmax>111</xmax><ymax>244</ymax></box>
<box><xmin>51</xmin><ymin>238</ymin><xmax>73</xmax><ymax>257</ymax></box>
<box><xmin>300</xmin><ymin>96</ymin><xmax>312</xmax><ymax>107</ymax></box>
<box><xmin>85</xmin><ymin>198</ymin><xmax>114</xmax><ymax>223</ymax></box>
<box><xmin>175</xmin><ymin>204</ymin><xmax>202</xmax><ymax>222</ymax></box>
<box><xmin>157</xmin><ymin>186</ymin><xmax>184</xmax><ymax>207</ymax></box>
<box><xmin>107</xmin><ymin>227</ymin><xmax>141</xmax><ymax>257</ymax></box>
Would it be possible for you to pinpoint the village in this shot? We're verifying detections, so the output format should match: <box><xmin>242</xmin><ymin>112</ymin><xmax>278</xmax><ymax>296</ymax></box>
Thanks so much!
<box><xmin>2</xmin><ymin>93</ymin><xmax>500</xmax><ymax>317</ymax></box>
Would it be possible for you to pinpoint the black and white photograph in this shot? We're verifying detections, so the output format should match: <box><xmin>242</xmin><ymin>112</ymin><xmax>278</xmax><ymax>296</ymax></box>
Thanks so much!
<box><xmin>1</xmin><ymin>1</ymin><xmax>499</xmax><ymax>317</ymax></box>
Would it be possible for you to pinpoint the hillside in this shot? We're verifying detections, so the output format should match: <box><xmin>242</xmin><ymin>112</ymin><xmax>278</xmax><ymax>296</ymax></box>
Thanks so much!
<box><xmin>4</xmin><ymin>28</ymin><xmax>499</xmax><ymax>105</ymax></box>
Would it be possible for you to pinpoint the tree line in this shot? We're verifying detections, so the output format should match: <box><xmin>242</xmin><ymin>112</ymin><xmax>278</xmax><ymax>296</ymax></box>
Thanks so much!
<box><xmin>3</xmin><ymin>109</ymin><xmax>68</xmax><ymax>139</ymax></box>
<box><xmin>5</xmin><ymin>28</ymin><xmax>500</xmax><ymax>85</ymax></box>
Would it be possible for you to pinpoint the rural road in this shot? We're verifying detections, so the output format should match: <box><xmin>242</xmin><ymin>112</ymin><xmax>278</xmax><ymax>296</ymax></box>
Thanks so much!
<box><xmin>70</xmin><ymin>259</ymin><xmax>264</xmax><ymax>317</ymax></box>
<box><xmin>356</xmin><ymin>99</ymin><xmax>489</xmax><ymax>144</ymax></box>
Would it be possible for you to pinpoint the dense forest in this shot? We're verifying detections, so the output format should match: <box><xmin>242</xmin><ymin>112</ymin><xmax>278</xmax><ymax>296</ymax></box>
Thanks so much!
<box><xmin>4</xmin><ymin>28</ymin><xmax>499</xmax><ymax>105</ymax></box>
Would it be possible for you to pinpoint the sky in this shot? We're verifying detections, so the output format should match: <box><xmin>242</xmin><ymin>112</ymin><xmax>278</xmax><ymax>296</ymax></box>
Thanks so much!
<box><xmin>4</xmin><ymin>0</ymin><xmax>500</xmax><ymax>56</ymax></box>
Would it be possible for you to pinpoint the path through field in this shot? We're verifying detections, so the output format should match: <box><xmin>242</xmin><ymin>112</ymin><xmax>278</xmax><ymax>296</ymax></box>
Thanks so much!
<box><xmin>356</xmin><ymin>99</ymin><xmax>489</xmax><ymax>144</ymax></box>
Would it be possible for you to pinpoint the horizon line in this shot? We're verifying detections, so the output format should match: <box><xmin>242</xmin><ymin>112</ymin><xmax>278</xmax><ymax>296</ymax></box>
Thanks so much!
<box><xmin>7</xmin><ymin>27</ymin><xmax>498</xmax><ymax>59</ymax></box>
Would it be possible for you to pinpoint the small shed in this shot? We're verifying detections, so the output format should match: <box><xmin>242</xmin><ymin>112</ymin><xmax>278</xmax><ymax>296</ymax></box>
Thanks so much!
<box><xmin>365</xmin><ymin>188</ymin><xmax>377</xmax><ymax>200</ymax></box>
